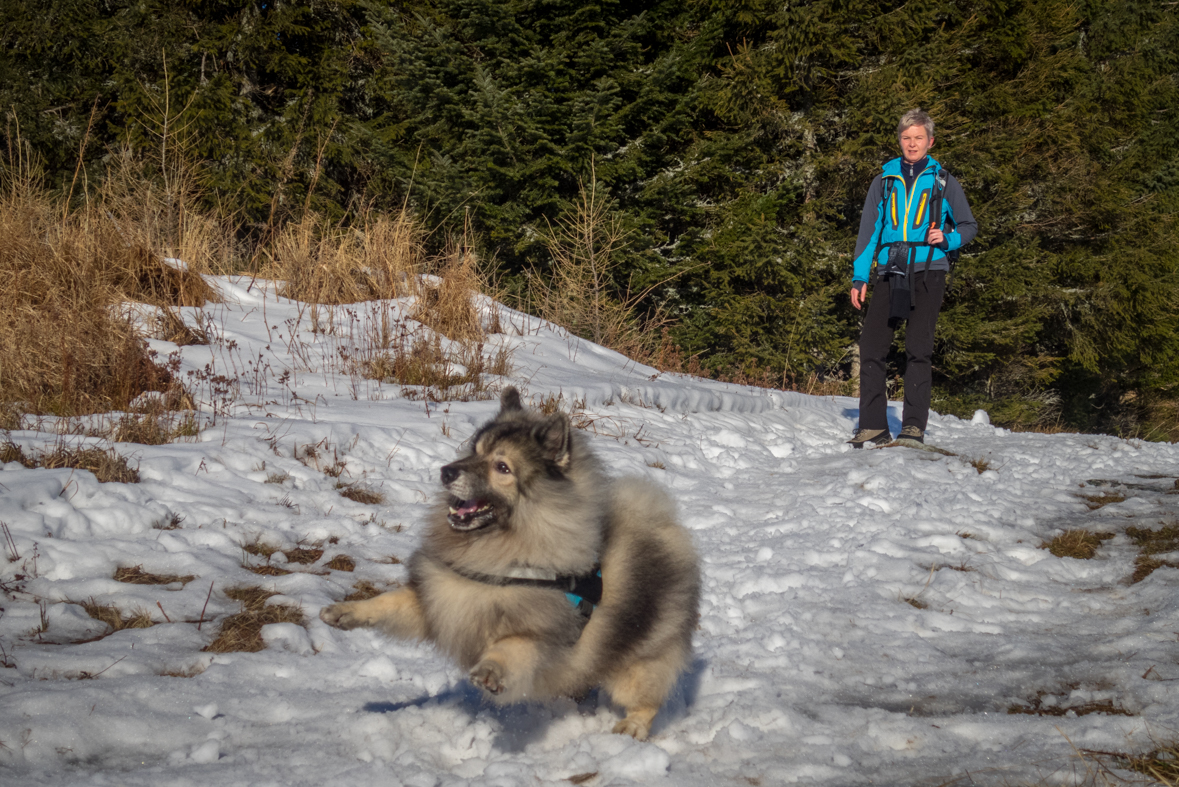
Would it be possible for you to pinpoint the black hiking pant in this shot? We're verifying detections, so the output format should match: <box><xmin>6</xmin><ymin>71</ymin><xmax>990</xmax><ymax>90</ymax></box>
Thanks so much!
<box><xmin>858</xmin><ymin>269</ymin><xmax>946</xmax><ymax>434</ymax></box>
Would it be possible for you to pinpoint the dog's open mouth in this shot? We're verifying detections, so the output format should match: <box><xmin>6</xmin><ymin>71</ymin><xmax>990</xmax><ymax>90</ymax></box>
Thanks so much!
<box><xmin>447</xmin><ymin>497</ymin><xmax>496</xmax><ymax>531</ymax></box>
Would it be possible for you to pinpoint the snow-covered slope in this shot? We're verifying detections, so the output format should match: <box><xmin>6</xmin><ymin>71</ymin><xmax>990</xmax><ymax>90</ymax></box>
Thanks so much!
<box><xmin>2</xmin><ymin>278</ymin><xmax>1177</xmax><ymax>786</ymax></box>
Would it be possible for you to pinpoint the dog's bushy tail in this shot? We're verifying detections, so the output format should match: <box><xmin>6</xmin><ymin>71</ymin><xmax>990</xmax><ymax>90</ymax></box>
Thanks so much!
<box><xmin>555</xmin><ymin>478</ymin><xmax>699</xmax><ymax>695</ymax></box>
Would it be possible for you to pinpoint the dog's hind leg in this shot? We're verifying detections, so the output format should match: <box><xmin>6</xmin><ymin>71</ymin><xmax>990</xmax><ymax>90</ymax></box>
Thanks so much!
<box><xmin>469</xmin><ymin>636</ymin><xmax>542</xmax><ymax>702</ymax></box>
<box><xmin>603</xmin><ymin>656</ymin><xmax>683</xmax><ymax>741</ymax></box>
<box><xmin>319</xmin><ymin>589</ymin><xmax>428</xmax><ymax>641</ymax></box>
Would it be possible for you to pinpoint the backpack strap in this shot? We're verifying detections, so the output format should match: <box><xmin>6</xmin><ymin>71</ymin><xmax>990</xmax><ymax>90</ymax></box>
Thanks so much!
<box><xmin>919</xmin><ymin>169</ymin><xmax>950</xmax><ymax>294</ymax></box>
<box><xmin>935</xmin><ymin>170</ymin><xmax>961</xmax><ymax>289</ymax></box>
<box><xmin>872</xmin><ymin>176</ymin><xmax>896</xmax><ymax>279</ymax></box>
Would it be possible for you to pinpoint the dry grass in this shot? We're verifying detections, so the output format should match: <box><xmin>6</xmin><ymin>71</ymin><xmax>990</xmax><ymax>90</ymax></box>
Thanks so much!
<box><xmin>5</xmin><ymin>146</ymin><xmax>510</xmax><ymax>419</ymax></box>
<box><xmin>113</xmin><ymin>565</ymin><xmax>195</xmax><ymax>586</ymax></box>
<box><xmin>155</xmin><ymin>307</ymin><xmax>209</xmax><ymax>346</ymax></box>
<box><xmin>1008</xmin><ymin>695</ymin><xmax>1134</xmax><ymax>718</ymax></box>
<box><xmin>343</xmin><ymin>580</ymin><xmax>384</xmax><ymax>601</ymax></box>
<box><xmin>240</xmin><ymin>537</ymin><xmax>292</xmax><ymax>575</ymax></box>
<box><xmin>326</xmin><ymin>554</ymin><xmax>355</xmax><ymax>572</ymax></box>
<box><xmin>81</xmin><ymin>598</ymin><xmax>156</xmax><ymax>632</ymax></box>
<box><xmin>240</xmin><ymin>538</ymin><xmax>280</xmax><ymax>560</ymax></box>
<box><xmin>282</xmin><ymin>547</ymin><xmax>323</xmax><ymax>565</ymax></box>
<box><xmin>247</xmin><ymin>564</ymin><xmax>292</xmax><ymax>576</ymax></box>
<box><xmin>337</xmin><ymin>483</ymin><xmax>384</xmax><ymax>505</ymax></box>
<box><xmin>266</xmin><ymin>210</ymin><xmax>423</xmax><ymax>304</ymax></box>
<box><xmin>113</xmin><ymin>411</ymin><xmax>200</xmax><ymax>445</ymax></box>
<box><xmin>1126</xmin><ymin>523</ymin><xmax>1179</xmax><ymax>583</ymax></box>
<box><xmin>347</xmin><ymin>257</ymin><xmax>508</xmax><ymax>402</ymax></box>
<box><xmin>413</xmin><ymin>245</ymin><xmax>485</xmax><ymax>342</ymax></box>
<box><xmin>1108</xmin><ymin>740</ymin><xmax>1179</xmax><ymax>784</ymax></box>
<box><xmin>1</xmin><ymin>441</ymin><xmax>139</xmax><ymax>483</ymax></box>
<box><xmin>1040</xmin><ymin>529</ymin><xmax>1114</xmax><ymax>560</ymax></box>
<box><xmin>0</xmin><ymin>157</ymin><xmax>216</xmax><ymax>417</ymax></box>
<box><xmin>203</xmin><ymin>585</ymin><xmax>305</xmax><ymax>653</ymax></box>
<box><xmin>968</xmin><ymin>457</ymin><xmax>992</xmax><ymax>474</ymax></box>
<box><xmin>360</xmin><ymin>336</ymin><xmax>474</xmax><ymax>388</ymax></box>
<box><xmin>152</xmin><ymin>513</ymin><xmax>185</xmax><ymax>530</ymax></box>
<box><xmin>1082</xmin><ymin>492</ymin><xmax>1127</xmax><ymax>511</ymax></box>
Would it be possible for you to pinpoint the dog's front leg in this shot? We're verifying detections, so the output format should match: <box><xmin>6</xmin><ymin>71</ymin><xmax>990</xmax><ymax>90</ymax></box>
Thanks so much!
<box><xmin>469</xmin><ymin>636</ymin><xmax>542</xmax><ymax>702</ymax></box>
<box><xmin>319</xmin><ymin>588</ymin><xmax>428</xmax><ymax>641</ymax></box>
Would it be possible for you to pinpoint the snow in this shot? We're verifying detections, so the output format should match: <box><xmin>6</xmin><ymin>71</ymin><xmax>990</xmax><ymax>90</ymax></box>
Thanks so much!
<box><xmin>2</xmin><ymin>276</ymin><xmax>1179</xmax><ymax>786</ymax></box>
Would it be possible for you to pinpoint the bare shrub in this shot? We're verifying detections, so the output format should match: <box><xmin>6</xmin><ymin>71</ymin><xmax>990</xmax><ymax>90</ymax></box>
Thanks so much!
<box><xmin>526</xmin><ymin>177</ymin><xmax>655</xmax><ymax>359</ymax></box>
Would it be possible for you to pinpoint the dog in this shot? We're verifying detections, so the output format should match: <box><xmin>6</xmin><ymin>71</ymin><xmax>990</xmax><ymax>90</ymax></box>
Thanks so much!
<box><xmin>319</xmin><ymin>387</ymin><xmax>700</xmax><ymax>739</ymax></box>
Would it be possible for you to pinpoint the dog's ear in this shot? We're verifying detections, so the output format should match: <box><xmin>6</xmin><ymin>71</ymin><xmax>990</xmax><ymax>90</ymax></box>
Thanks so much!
<box><xmin>533</xmin><ymin>413</ymin><xmax>571</xmax><ymax>467</ymax></box>
<box><xmin>499</xmin><ymin>387</ymin><xmax>523</xmax><ymax>415</ymax></box>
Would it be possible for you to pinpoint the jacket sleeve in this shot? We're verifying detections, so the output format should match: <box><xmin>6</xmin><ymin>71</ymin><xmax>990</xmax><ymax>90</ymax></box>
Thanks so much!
<box><xmin>940</xmin><ymin>174</ymin><xmax>977</xmax><ymax>251</ymax></box>
<box><xmin>851</xmin><ymin>175</ymin><xmax>885</xmax><ymax>284</ymax></box>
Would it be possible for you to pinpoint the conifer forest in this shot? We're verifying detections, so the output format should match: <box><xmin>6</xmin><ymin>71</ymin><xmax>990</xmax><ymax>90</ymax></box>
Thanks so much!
<box><xmin>2</xmin><ymin>0</ymin><xmax>1177</xmax><ymax>436</ymax></box>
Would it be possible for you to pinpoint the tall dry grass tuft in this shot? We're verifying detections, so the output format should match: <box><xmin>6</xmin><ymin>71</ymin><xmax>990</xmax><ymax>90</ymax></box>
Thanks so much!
<box><xmin>0</xmin><ymin>161</ymin><xmax>213</xmax><ymax>415</ymax></box>
<box><xmin>266</xmin><ymin>210</ymin><xmax>424</xmax><ymax>304</ymax></box>
<box><xmin>414</xmin><ymin>244</ymin><xmax>485</xmax><ymax>342</ymax></box>
<box><xmin>100</xmin><ymin>149</ymin><xmax>239</xmax><ymax>285</ymax></box>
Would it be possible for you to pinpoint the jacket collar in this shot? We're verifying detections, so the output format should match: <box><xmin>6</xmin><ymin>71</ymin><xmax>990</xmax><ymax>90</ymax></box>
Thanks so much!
<box><xmin>882</xmin><ymin>155</ymin><xmax>941</xmax><ymax>179</ymax></box>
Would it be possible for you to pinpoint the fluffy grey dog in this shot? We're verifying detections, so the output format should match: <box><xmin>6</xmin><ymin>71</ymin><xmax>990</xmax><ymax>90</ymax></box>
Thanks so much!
<box><xmin>320</xmin><ymin>387</ymin><xmax>699</xmax><ymax>739</ymax></box>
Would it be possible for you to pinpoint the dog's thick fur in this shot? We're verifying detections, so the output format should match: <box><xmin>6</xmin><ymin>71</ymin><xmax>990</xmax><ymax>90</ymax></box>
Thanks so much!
<box><xmin>320</xmin><ymin>387</ymin><xmax>699</xmax><ymax>739</ymax></box>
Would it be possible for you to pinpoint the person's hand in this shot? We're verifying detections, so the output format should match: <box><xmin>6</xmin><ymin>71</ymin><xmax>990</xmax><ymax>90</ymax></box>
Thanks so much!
<box><xmin>927</xmin><ymin>226</ymin><xmax>946</xmax><ymax>247</ymax></box>
<box><xmin>850</xmin><ymin>282</ymin><xmax>867</xmax><ymax>310</ymax></box>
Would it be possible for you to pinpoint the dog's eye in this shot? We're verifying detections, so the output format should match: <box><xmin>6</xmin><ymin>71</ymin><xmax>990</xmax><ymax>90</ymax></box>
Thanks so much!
<box><xmin>495</xmin><ymin>461</ymin><xmax>512</xmax><ymax>475</ymax></box>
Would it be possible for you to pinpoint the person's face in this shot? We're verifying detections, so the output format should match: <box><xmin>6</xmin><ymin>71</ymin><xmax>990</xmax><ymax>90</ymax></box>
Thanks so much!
<box><xmin>899</xmin><ymin>125</ymin><xmax>934</xmax><ymax>164</ymax></box>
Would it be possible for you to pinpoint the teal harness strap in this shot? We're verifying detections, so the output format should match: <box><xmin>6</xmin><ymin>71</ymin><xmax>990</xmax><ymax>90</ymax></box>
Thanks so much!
<box><xmin>447</xmin><ymin>564</ymin><xmax>603</xmax><ymax>619</ymax></box>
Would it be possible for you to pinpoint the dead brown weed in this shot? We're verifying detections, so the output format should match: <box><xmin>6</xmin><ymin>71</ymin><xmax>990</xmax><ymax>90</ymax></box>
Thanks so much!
<box><xmin>81</xmin><ymin>598</ymin><xmax>156</xmax><ymax>632</ymax></box>
<box><xmin>1040</xmin><ymin>529</ymin><xmax>1114</xmax><ymax>560</ymax></box>
<box><xmin>266</xmin><ymin>211</ymin><xmax>423</xmax><ymax>304</ymax></box>
<box><xmin>113</xmin><ymin>565</ymin><xmax>196</xmax><ymax>586</ymax></box>
<box><xmin>0</xmin><ymin>161</ymin><xmax>209</xmax><ymax>416</ymax></box>
<box><xmin>1126</xmin><ymin>524</ymin><xmax>1179</xmax><ymax>583</ymax></box>
<box><xmin>203</xmin><ymin>586</ymin><xmax>305</xmax><ymax>653</ymax></box>
<box><xmin>326</xmin><ymin>554</ymin><xmax>356</xmax><ymax>572</ymax></box>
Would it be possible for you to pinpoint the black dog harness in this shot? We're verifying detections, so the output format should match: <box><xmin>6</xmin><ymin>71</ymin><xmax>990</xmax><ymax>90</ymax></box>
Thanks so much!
<box><xmin>446</xmin><ymin>564</ymin><xmax>603</xmax><ymax>618</ymax></box>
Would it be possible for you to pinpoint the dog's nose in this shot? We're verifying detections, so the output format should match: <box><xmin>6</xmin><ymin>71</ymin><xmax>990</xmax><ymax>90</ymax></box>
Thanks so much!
<box><xmin>440</xmin><ymin>464</ymin><xmax>458</xmax><ymax>485</ymax></box>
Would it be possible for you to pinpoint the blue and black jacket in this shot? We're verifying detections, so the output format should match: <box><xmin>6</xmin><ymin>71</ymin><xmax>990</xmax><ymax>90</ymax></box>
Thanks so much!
<box><xmin>852</xmin><ymin>156</ymin><xmax>978</xmax><ymax>285</ymax></box>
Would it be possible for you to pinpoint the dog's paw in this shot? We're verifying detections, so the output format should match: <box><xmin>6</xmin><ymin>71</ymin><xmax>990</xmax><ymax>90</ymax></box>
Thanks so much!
<box><xmin>612</xmin><ymin>717</ymin><xmax>651</xmax><ymax>741</ymax></box>
<box><xmin>469</xmin><ymin>660</ymin><xmax>506</xmax><ymax>695</ymax></box>
<box><xmin>319</xmin><ymin>602</ymin><xmax>363</xmax><ymax>630</ymax></box>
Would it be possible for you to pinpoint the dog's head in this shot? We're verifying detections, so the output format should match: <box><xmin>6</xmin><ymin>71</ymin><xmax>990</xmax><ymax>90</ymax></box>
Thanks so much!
<box><xmin>439</xmin><ymin>387</ymin><xmax>572</xmax><ymax>532</ymax></box>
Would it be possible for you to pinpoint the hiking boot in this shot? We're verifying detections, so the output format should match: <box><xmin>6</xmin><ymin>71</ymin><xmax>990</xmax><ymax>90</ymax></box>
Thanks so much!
<box><xmin>847</xmin><ymin>428</ymin><xmax>891</xmax><ymax>449</ymax></box>
<box><xmin>897</xmin><ymin>426</ymin><xmax>925</xmax><ymax>444</ymax></box>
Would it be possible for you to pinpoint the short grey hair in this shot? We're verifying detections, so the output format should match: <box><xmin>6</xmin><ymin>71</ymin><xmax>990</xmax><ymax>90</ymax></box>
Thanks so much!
<box><xmin>897</xmin><ymin>109</ymin><xmax>935</xmax><ymax>138</ymax></box>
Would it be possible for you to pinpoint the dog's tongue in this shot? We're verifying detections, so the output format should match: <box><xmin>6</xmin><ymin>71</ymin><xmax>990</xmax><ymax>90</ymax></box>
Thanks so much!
<box><xmin>454</xmin><ymin>499</ymin><xmax>484</xmax><ymax>516</ymax></box>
